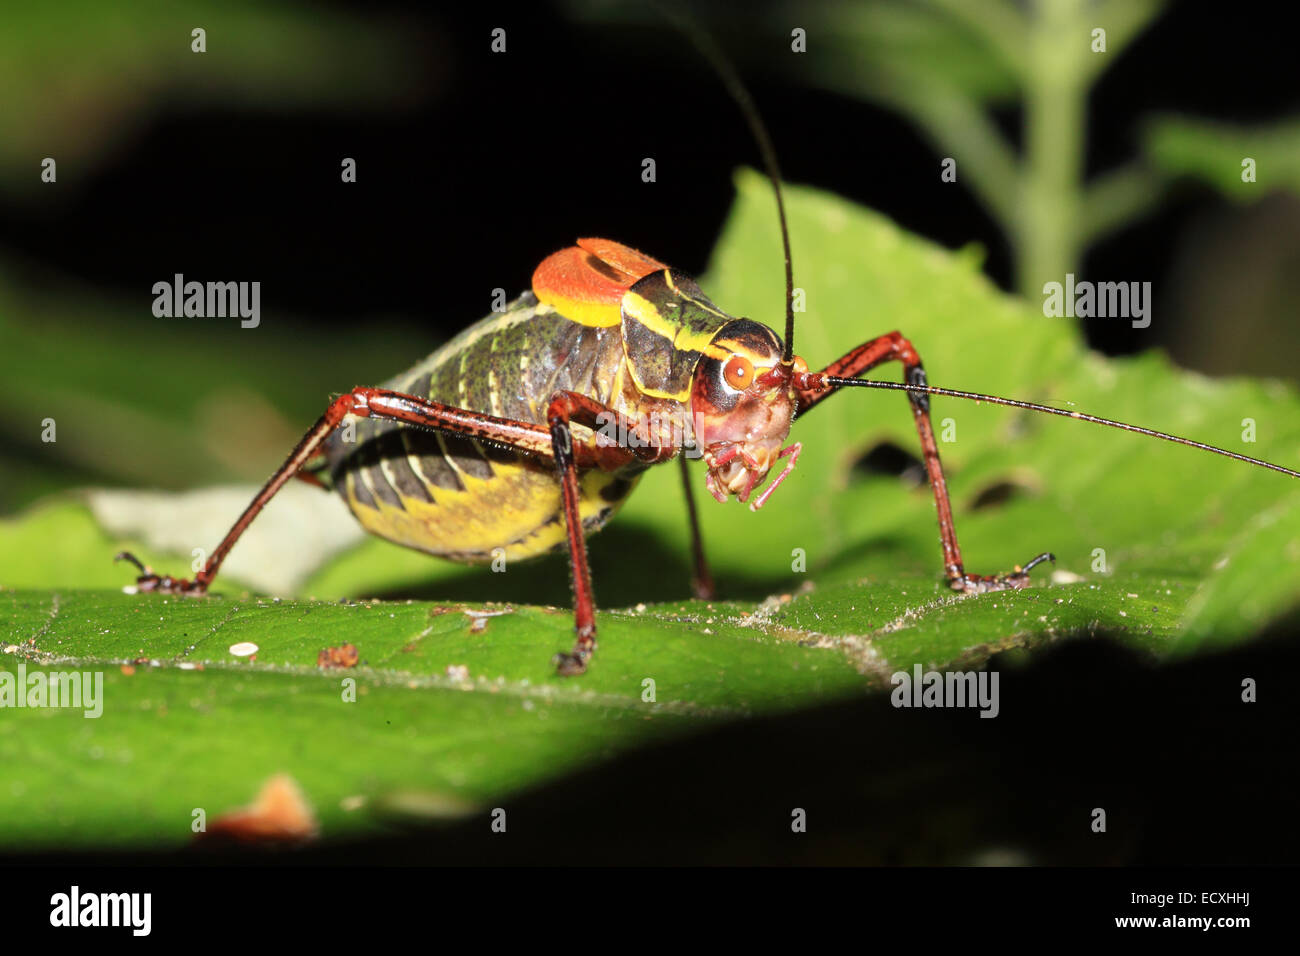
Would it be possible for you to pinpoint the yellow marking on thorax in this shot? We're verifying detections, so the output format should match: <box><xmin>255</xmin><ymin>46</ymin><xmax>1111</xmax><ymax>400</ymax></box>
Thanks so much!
<box><xmin>631</xmin><ymin>382</ymin><xmax>690</xmax><ymax>402</ymax></box>
<box><xmin>622</xmin><ymin>292</ymin><xmax>731</xmax><ymax>359</ymax></box>
<box><xmin>535</xmin><ymin>290</ymin><xmax>622</xmax><ymax>328</ymax></box>
<box><xmin>663</xmin><ymin>271</ymin><xmax>729</xmax><ymax>318</ymax></box>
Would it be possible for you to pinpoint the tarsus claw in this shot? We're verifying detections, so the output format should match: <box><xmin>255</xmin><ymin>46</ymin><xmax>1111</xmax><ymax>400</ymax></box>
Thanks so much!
<box><xmin>115</xmin><ymin>550</ymin><xmax>206</xmax><ymax>596</ymax></box>
<box><xmin>952</xmin><ymin>551</ymin><xmax>1055</xmax><ymax>593</ymax></box>
<box><xmin>553</xmin><ymin>651</ymin><xmax>589</xmax><ymax>677</ymax></box>
<box><xmin>114</xmin><ymin>551</ymin><xmax>149</xmax><ymax>574</ymax></box>
<box><xmin>1021</xmin><ymin>552</ymin><xmax>1056</xmax><ymax>574</ymax></box>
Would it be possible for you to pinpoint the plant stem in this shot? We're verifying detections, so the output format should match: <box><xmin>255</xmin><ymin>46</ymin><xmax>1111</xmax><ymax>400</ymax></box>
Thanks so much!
<box><xmin>1018</xmin><ymin>0</ymin><xmax>1089</xmax><ymax>300</ymax></box>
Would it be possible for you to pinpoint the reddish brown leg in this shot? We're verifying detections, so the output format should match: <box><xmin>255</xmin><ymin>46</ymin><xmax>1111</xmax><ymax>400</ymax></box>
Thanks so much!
<box><xmin>794</xmin><ymin>332</ymin><xmax>1052</xmax><ymax>593</ymax></box>
<box><xmin>544</xmin><ymin>391</ymin><xmax>672</xmax><ymax>675</ymax></box>
<box><xmin>117</xmin><ymin>392</ymin><xmax>365</xmax><ymax>596</ymax></box>
<box><xmin>119</xmin><ymin>387</ymin><xmax>666</xmax><ymax>675</ymax></box>
<box><xmin>120</xmin><ymin>388</ymin><xmax>561</xmax><ymax>593</ymax></box>
<box><xmin>679</xmin><ymin>453</ymin><xmax>715</xmax><ymax>600</ymax></box>
<box><xmin>293</xmin><ymin>457</ymin><xmax>331</xmax><ymax>490</ymax></box>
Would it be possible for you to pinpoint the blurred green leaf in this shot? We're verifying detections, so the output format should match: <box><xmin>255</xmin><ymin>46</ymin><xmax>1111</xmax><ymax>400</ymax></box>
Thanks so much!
<box><xmin>0</xmin><ymin>1</ymin><xmax>427</xmax><ymax>192</ymax></box>
<box><xmin>795</xmin><ymin>0</ymin><xmax>1023</xmax><ymax>103</ymax></box>
<box><xmin>1144</xmin><ymin>115</ymin><xmax>1300</xmax><ymax>201</ymax></box>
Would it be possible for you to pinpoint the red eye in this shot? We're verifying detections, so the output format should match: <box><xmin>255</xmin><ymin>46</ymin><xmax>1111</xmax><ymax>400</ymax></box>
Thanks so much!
<box><xmin>723</xmin><ymin>355</ymin><xmax>754</xmax><ymax>390</ymax></box>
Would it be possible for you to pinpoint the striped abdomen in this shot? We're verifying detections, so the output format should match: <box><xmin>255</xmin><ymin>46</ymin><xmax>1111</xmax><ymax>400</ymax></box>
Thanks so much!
<box><xmin>323</xmin><ymin>292</ymin><xmax>643</xmax><ymax>563</ymax></box>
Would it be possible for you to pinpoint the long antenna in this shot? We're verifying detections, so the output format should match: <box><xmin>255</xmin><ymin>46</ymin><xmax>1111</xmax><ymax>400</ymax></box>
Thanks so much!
<box><xmin>823</xmin><ymin>376</ymin><xmax>1300</xmax><ymax>480</ymax></box>
<box><xmin>659</xmin><ymin>4</ymin><xmax>797</xmax><ymax>363</ymax></box>
<box><xmin>653</xmin><ymin>9</ymin><xmax>1299</xmax><ymax>486</ymax></box>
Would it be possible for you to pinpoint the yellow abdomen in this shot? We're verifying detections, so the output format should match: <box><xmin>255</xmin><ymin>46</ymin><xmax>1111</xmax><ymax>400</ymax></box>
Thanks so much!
<box><xmin>341</xmin><ymin>451</ymin><xmax>638</xmax><ymax>563</ymax></box>
<box><xmin>324</xmin><ymin>293</ymin><xmax>640</xmax><ymax>564</ymax></box>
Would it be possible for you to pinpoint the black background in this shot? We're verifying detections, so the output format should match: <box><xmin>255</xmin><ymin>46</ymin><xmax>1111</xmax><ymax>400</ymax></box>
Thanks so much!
<box><xmin>3</xmin><ymin>0</ymin><xmax>1296</xmax><ymax>365</ymax></box>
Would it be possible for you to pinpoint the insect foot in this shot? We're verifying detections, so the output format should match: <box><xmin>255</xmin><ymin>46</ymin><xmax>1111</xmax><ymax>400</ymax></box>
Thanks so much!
<box><xmin>114</xmin><ymin>551</ymin><xmax>209</xmax><ymax>597</ymax></box>
<box><xmin>553</xmin><ymin>631</ymin><xmax>597</xmax><ymax>677</ymax></box>
<box><xmin>553</xmin><ymin>650</ymin><xmax>591</xmax><ymax>677</ymax></box>
<box><xmin>951</xmin><ymin>551</ymin><xmax>1055</xmax><ymax>593</ymax></box>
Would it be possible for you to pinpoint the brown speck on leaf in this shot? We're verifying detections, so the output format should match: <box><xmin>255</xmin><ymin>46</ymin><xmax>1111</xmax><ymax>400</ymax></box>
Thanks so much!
<box><xmin>120</xmin><ymin>665</ymin><xmax>135</xmax><ymax>676</ymax></box>
<box><xmin>198</xmin><ymin>773</ymin><xmax>319</xmax><ymax>847</ymax></box>
<box><xmin>317</xmin><ymin>643</ymin><xmax>359</xmax><ymax>669</ymax></box>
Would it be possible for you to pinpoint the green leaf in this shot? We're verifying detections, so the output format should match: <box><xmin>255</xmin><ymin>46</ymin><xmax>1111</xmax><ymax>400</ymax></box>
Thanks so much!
<box><xmin>0</xmin><ymin>588</ymin><xmax>867</xmax><ymax>850</ymax></box>
<box><xmin>3</xmin><ymin>172</ymin><xmax>1299</xmax><ymax>850</ymax></box>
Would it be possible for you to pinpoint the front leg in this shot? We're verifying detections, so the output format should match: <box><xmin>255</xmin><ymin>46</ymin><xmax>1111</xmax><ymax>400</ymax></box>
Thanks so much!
<box><xmin>545</xmin><ymin>391</ymin><xmax>674</xmax><ymax>675</ymax></box>
<box><xmin>794</xmin><ymin>331</ymin><xmax>1053</xmax><ymax>593</ymax></box>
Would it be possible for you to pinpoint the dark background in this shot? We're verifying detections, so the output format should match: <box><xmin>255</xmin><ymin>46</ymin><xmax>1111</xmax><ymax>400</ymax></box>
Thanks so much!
<box><xmin>3</xmin><ymin>0</ymin><xmax>1296</xmax><ymax>369</ymax></box>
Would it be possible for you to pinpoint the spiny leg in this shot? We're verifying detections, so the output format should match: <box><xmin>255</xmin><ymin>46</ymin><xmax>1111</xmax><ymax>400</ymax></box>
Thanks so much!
<box><xmin>117</xmin><ymin>393</ymin><xmax>367</xmax><ymax>595</ymax></box>
<box><xmin>794</xmin><ymin>331</ymin><xmax>1052</xmax><ymax>592</ymax></box>
<box><xmin>116</xmin><ymin>389</ymin><xmax>635</xmax><ymax>668</ymax></box>
<box><xmin>545</xmin><ymin>391</ymin><xmax>672</xmax><ymax>675</ymax></box>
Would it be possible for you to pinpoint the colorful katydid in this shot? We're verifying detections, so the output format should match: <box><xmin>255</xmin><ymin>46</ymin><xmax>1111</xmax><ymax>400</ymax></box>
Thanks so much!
<box><xmin>117</xmin><ymin>27</ymin><xmax>1300</xmax><ymax>677</ymax></box>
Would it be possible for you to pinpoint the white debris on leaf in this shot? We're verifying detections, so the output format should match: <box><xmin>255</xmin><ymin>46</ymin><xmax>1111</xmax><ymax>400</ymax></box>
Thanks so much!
<box><xmin>228</xmin><ymin>641</ymin><xmax>259</xmax><ymax>657</ymax></box>
<box><xmin>1050</xmin><ymin>569</ymin><xmax>1085</xmax><ymax>585</ymax></box>
<box><xmin>464</xmin><ymin>607</ymin><xmax>513</xmax><ymax>634</ymax></box>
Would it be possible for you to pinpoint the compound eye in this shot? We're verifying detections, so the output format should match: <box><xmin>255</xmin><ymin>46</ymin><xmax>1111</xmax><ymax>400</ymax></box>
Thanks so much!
<box><xmin>723</xmin><ymin>354</ymin><xmax>754</xmax><ymax>390</ymax></box>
